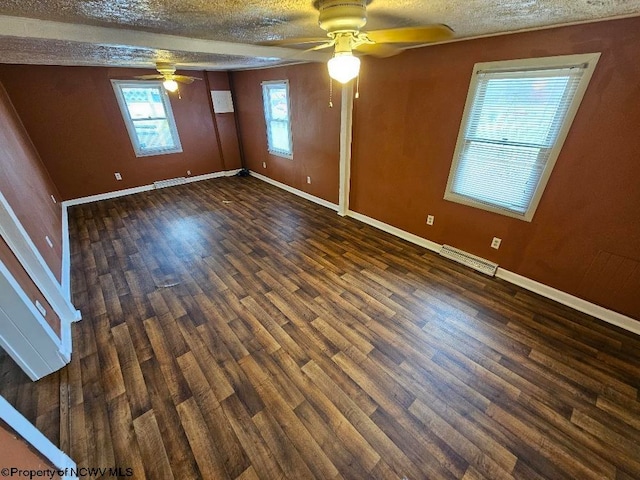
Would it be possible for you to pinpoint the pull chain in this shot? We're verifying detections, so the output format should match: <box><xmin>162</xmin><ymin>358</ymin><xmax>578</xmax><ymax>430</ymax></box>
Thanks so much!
<box><xmin>355</xmin><ymin>74</ymin><xmax>360</xmax><ymax>99</ymax></box>
<box><xmin>329</xmin><ymin>78</ymin><xmax>333</xmax><ymax>108</ymax></box>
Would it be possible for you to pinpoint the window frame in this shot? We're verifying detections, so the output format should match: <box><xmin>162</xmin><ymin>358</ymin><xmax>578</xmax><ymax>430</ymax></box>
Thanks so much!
<box><xmin>261</xmin><ymin>80</ymin><xmax>294</xmax><ymax>159</ymax></box>
<box><xmin>444</xmin><ymin>53</ymin><xmax>600</xmax><ymax>222</ymax></box>
<box><xmin>111</xmin><ymin>80</ymin><xmax>183</xmax><ymax>158</ymax></box>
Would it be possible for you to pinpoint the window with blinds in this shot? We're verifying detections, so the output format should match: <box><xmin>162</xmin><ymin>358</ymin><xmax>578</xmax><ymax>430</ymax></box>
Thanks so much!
<box><xmin>261</xmin><ymin>80</ymin><xmax>293</xmax><ymax>159</ymax></box>
<box><xmin>444</xmin><ymin>53</ymin><xmax>600</xmax><ymax>221</ymax></box>
<box><xmin>111</xmin><ymin>80</ymin><xmax>182</xmax><ymax>157</ymax></box>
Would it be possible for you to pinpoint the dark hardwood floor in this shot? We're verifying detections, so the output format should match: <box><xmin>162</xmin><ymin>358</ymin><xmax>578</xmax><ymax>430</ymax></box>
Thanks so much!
<box><xmin>61</xmin><ymin>176</ymin><xmax>640</xmax><ymax>479</ymax></box>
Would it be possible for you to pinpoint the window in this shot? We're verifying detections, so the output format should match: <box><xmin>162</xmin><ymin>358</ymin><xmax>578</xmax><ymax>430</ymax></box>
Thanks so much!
<box><xmin>261</xmin><ymin>80</ymin><xmax>293</xmax><ymax>158</ymax></box>
<box><xmin>111</xmin><ymin>80</ymin><xmax>182</xmax><ymax>157</ymax></box>
<box><xmin>445</xmin><ymin>53</ymin><xmax>600</xmax><ymax>221</ymax></box>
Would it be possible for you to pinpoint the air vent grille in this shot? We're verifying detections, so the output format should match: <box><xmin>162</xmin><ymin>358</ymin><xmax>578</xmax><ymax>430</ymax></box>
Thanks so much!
<box><xmin>154</xmin><ymin>177</ymin><xmax>186</xmax><ymax>189</ymax></box>
<box><xmin>439</xmin><ymin>245</ymin><xmax>498</xmax><ymax>276</ymax></box>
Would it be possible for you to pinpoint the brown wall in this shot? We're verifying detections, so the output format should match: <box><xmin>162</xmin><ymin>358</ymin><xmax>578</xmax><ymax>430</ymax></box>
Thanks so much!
<box><xmin>1</xmin><ymin>19</ymin><xmax>638</xmax><ymax>319</ymax></box>
<box><xmin>0</xmin><ymin>82</ymin><xmax>62</xmax><ymax>282</ymax></box>
<box><xmin>350</xmin><ymin>17</ymin><xmax>640</xmax><ymax>319</ymax></box>
<box><xmin>206</xmin><ymin>71</ymin><xmax>243</xmax><ymax>171</ymax></box>
<box><xmin>232</xmin><ymin>63</ymin><xmax>341</xmax><ymax>204</ymax></box>
<box><xmin>0</xmin><ymin>66</ymin><xmax>237</xmax><ymax>201</ymax></box>
<box><xmin>0</xmin><ymin>421</ymin><xmax>59</xmax><ymax>478</ymax></box>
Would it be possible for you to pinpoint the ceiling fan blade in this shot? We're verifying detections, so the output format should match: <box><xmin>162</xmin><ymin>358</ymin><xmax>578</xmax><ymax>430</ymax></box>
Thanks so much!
<box><xmin>308</xmin><ymin>41</ymin><xmax>335</xmax><ymax>51</ymax></box>
<box><xmin>173</xmin><ymin>75</ymin><xmax>202</xmax><ymax>84</ymax></box>
<box><xmin>134</xmin><ymin>74</ymin><xmax>164</xmax><ymax>80</ymax></box>
<box><xmin>366</xmin><ymin>24</ymin><xmax>454</xmax><ymax>44</ymax></box>
<box><xmin>259</xmin><ymin>37</ymin><xmax>330</xmax><ymax>46</ymax></box>
<box><xmin>354</xmin><ymin>42</ymin><xmax>401</xmax><ymax>58</ymax></box>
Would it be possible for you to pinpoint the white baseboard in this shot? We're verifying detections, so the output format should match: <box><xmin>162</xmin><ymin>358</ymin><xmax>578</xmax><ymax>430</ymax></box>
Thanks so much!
<box><xmin>346</xmin><ymin>210</ymin><xmax>442</xmax><ymax>254</ymax></box>
<box><xmin>185</xmin><ymin>168</ymin><xmax>242</xmax><ymax>184</ymax></box>
<box><xmin>346</xmin><ymin>208</ymin><xmax>639</xmax><ymax>335</ymax></box>
<box><xmin>61</xmin><ymin>203</ymin><xmax>83</xmax><ymax>326</ymax></box>
<box><xmin>62</xmin><ymin>169</ymin><xmax>243</xmax><ymax>207</ymax></box>
<box><xmin>59</xmin><ymin>171</ymin><xmax>640</xmax><ymax>335</ymax></box>
<box><xmin>60</xmin><ymin>313</ymin><xmax>73</xmax><ymax>360</ymax></box>
<box><xmin>495</xmin><ymin>269</ymin><xmax>640</xmax><ymax>335</ymax></box>
<box><xmin>249</xmin><ymin>171</ymin><xmax>339</xmax><ymax>212</ymax></box>
<box><xmin>63</xmin><ymin>184</ymin><xmax>153</xmax><ymax>207</ymax></box>
<box><xmin>59</xmin><ymin>170</ymin><xmax>242</xmax><ymax>323</ymax></box>
<box><xmin>0</xmin><ymin>396</ymin><xmax>78</xmax><ymax>478</ymax></box>
<box><xmin>61</xmin><ymin>457</ymin><xmax>79</xmax><ymax>480</ymax></box>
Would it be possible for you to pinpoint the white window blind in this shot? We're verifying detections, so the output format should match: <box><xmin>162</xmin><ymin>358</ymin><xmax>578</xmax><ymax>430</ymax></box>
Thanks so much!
<box><xmin>262</xmin><ymin>81</ymin><xmax>293</xmax><ymax>158</ymax></box>
<box><xmin>445</xmin><ymin>54</ymin><xmax>600</xmax><ymax>221</ymax></box>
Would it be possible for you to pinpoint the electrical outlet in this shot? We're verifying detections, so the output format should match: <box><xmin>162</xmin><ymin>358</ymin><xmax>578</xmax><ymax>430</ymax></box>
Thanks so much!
<box><xmin>491</xmin><ymin>237</ymin><xmax>502</xmax><ymax>249</ymax></box>
<box><xmin>307</xmin><ymin>176</ymin><xmax>311</xmax><ymax>184</ymax></box>
<box><xmin>187</xmin><ymin>170</ymin><xmax>191</xmax><ymax>176</ymax></box>
<box><xmin>426</xmin><ymin>215</ymin><xmax>434</xmax><ymax>226</ymax></box>
<box><xmin>262</xmin><ymin>162</ymin><xmax>267</xmax><ymax>169</ymax></box>
<box><xmin>45</xmin><ymin>236</ymin><xmax>53</xmax><ymax>248</ymax></box>
<box><xmin>50</xmin><ymin>194</ymin><xmax>57</xmax><ymax>204</ymax></box>
<box><xmin>114</xmin><ymin>172</ymin><xmax>122</xmax><ymax>180</ymax></box>
<box><xmin>35</xmin><ymin>300</ymin><xmax>47</xmax><ymax>317</ymax></box>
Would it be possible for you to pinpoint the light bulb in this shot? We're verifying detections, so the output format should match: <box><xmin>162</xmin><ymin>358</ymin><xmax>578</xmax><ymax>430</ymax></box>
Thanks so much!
<box><xmin>163</xmin><ymin>79</ymin><xmax>179</xmax><ymax>92</ymax></box>
<box><xmin>327</xmin><ymin>53</ymin><xmax>360</xmax><ymax>84</ymax></box>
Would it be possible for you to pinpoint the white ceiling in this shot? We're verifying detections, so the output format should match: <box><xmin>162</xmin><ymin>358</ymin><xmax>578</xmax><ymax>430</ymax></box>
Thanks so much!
<box><xmin>0</xmin><ymin>1</ymin><xmax>638</xmax><ymax>71</ymax></box>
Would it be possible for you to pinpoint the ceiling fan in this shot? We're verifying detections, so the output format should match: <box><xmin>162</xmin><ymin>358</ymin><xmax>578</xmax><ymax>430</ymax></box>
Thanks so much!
<box><xmin>134</xmin><ymin>63</ymin><xmax>202</xmax><ymax>92</ymax></box>
<box><xmin>262</xmin><ymin>0</ymin><xmax>454</xmax><ymax>83</ymax></box>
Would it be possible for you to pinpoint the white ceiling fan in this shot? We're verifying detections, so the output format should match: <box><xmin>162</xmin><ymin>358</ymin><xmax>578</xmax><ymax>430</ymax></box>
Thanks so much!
<box><xmin>134</xmin><ymin>63</ymin><xmax>202</xmax><ymax>92</ymax></box>
<box><xmin>263</xmin><ymin>0</ymin><xmax>454</xmax><ymax>83</ymax></box>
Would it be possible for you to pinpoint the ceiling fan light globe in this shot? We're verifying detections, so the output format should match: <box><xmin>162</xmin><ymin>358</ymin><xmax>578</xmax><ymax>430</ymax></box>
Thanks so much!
<box><xmin>328</xmin><ymin>54</ymin><xmax>360</xmax><ymax>84</ymax></box>
<box><xmin>163</xmin><ymin>79</ymin><xmax>179</xmax><ymax>92</ymax></box>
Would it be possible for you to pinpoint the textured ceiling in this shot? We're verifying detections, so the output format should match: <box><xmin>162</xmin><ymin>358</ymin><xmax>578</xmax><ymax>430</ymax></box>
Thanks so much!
<box><xmin>0</xmin><ymin>0</ymin><xmax>638</xmax><ymax>71</ymax></box>
<box><xmin>0</xmin><ymin>37</ymin><xmax>283</xmax><ymax>70</ymax></box>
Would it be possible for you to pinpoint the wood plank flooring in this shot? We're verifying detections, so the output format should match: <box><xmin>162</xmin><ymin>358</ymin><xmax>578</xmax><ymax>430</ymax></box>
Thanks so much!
<box><xmin>64</xmin><ymin>176</ymin><xmax>640</xmax><ymax>479</ymax></box>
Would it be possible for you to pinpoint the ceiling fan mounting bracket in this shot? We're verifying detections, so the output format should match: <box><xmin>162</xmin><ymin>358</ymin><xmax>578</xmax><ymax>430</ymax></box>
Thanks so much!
<box><xmin>316</xmin><ymin>0</ymin><xmax>367</xmax><ymax>33</ymax></box>
<box><xmin>328</xmin><ymin>31</ymin><xmax>373</xmax><ymax>53</ymax></box>
<box><xmin>156</xmin><ymin>63</ymin><xmax>176</xmax><ymax>77</ymax></box>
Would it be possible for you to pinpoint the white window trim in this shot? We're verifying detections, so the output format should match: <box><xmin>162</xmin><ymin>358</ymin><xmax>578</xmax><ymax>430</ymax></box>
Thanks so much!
<box><xmin>444</xmin><ymin>53</ymin><xmax>600</xmax><ymax>222</ymax></box>
<box><xmin>111</xmin><ymin>80</ymin><xmax>183</xmax><ymax>157</ymax></box>
<box><xmin>261</xmin><ymin>80</ymin><xmax>293</xmax><ymax>159</ymax></box>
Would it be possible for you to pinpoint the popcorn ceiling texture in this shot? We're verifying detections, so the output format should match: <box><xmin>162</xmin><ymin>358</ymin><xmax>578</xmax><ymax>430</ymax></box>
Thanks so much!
<box><xmin>0</xmin><ymin>37</ymin><xmax>287</xmax><ymax>69</ymax></box>
<box><xmin>0</xmin><ymin>0</ymin><xmax>638</xmax><ymax>69</ymax></box>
